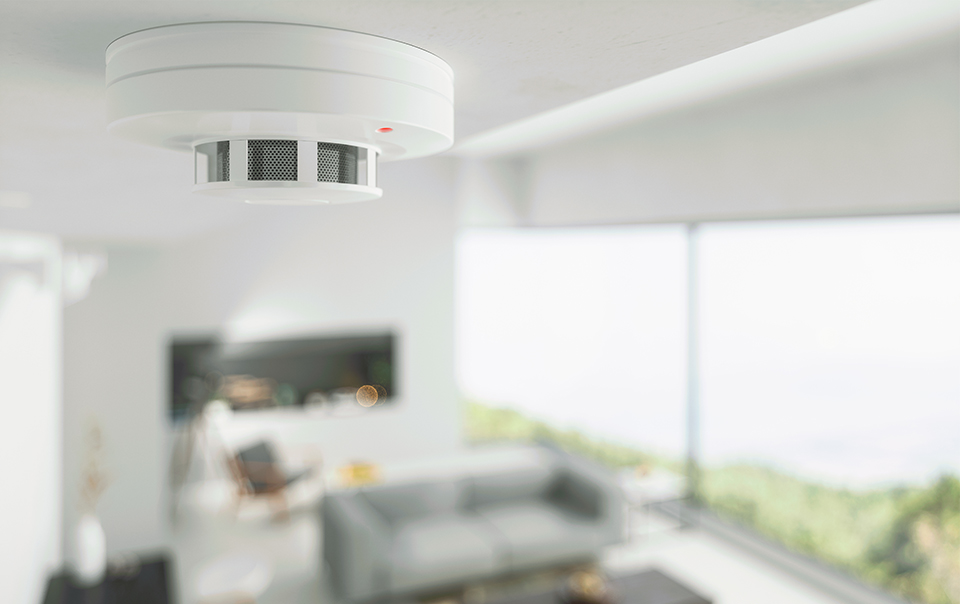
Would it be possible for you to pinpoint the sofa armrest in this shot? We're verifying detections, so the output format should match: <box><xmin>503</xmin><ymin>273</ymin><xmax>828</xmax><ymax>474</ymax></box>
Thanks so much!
<box><xmin>322</xmin><ymin>492</ymin><xmax>393</xmax><ymax>601</ymax></box>
<box><xmin>547</xmin><ymin>451</ymin><xmax>625</xmax><ymax>546</ymax></box>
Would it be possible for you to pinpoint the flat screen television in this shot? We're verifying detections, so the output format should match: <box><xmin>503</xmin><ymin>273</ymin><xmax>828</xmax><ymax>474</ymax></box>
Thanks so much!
<box><xmin>169</xmin><ymin>333</ymin><xmax>396</xmax><ymax>421</ymax></box>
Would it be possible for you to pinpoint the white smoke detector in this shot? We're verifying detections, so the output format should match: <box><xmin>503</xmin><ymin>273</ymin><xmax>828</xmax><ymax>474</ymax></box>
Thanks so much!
<box><xmin>105</xmin><ymin>22</ymin><xmax>454</xmax><ymax>205</ymax></box>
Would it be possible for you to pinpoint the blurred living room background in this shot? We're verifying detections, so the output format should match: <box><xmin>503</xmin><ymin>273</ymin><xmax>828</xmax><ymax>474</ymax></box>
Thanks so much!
<box><xmin>0</xmin><ymin>1</ymin><xmax>957</xmax><ymax>604</ymax></box>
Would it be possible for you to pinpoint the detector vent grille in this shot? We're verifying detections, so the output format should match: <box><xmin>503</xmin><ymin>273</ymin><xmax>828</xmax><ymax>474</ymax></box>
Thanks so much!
<box><xmin>194</xmin><ymin>139</ymin><xmax>379</xmax><ymax>203</ymax></box>
<box><xmin>318</xmin><ymin>143</ymin><xmax>358</xmax><ymax>184</ymax></box>
<box><xmin>215</xmin><ymin>141</ymin><xmax>230</xmax><ymax>181</ymax></box>
<box><xmin>248</xmin><ymin>139</ymin><xmax>297</xmax><ymax>181</ymax></box>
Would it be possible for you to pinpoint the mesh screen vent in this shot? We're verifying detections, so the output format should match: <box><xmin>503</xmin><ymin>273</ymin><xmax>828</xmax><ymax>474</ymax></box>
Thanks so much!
<box><xmin>215</xmin><ymin>141</ymin><xmax>230</xmax><ymax>181</ymax></box>
<box><xmin>248</xmin><ymin>140</ymin><xmax>297</xmax><ymax>181</ymax></box>
<box><xmin>318</xmin><ymin>143</ymin><xmax>358</xmax><ymax>184</ymax></box>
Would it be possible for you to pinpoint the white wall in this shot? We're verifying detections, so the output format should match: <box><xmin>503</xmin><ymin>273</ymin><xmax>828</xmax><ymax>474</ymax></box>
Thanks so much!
<box><xmin>63</xmin><ymin>246</ymin><xmax>169</xmax><ymax>557</ymax></box>
<box><xmin>164</xmin><ymin>156</ymin><xmax>462</xmax><ymax>468</ymax></box>
<box><xmin>0</xmin><ymin>232</ymin><xmax>61</xmax><ymax>604</ymax></box>
<box><xmin>62</xmin><ymin>156</ymin><xmax>461</xmax><ymax>555</ymax></box>
<box><xmin>459</xmin><ymin>34</ymin><xmax>959</xmax><ymax>226</ymax></box>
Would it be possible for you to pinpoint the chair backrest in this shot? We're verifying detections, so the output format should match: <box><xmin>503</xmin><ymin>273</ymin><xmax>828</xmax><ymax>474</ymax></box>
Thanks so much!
<box><xmin>225</xmin><ymin>454</ymin><xmax>252</xmax><ymax>495</ymax></box>
<box><xmin>236</xmin><ymin>441</ymin><xmax>277</xmax><ymax>465</ymax></box>
<box><xmin>234</xmin><ymin>441</ymin><xmax>287</xmax><ymax>494</ymax></box>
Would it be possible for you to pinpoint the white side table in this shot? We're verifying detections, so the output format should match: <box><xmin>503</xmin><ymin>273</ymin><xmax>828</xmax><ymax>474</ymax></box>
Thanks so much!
<box><xmin>619</xmin><ymin>467</ymin><xmax>687</xmax><ymax>540</ymax></box>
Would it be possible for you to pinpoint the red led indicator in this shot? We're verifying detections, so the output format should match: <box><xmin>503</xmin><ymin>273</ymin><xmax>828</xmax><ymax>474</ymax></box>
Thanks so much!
<box><xmin>376</xmin><ymin>127</ymin><xmax>393</xmax><ymax>133</ymax></box>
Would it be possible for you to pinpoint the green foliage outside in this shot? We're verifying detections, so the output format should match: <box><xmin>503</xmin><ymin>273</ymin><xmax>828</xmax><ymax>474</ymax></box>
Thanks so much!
<box><xmin>702</xmin><ymin>466</ymin><xmax>960</xmax><ymax>604</ymax></box>
<box><xmin>465</xmin><ymin>400</ymin><xmax>960</xmax><ymax>604</ymax></box>
<box><xmin>464</xmin><ymin>399</ymin><xmax>682</xmax><ymax>472</ymax></box>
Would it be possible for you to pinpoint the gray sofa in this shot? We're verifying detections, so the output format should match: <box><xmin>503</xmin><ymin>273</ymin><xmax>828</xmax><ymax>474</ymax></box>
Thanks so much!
<box><xmin>322</xmin><ymin>445</ymin><xmax>624</xmax><ymax>602</ymax></box>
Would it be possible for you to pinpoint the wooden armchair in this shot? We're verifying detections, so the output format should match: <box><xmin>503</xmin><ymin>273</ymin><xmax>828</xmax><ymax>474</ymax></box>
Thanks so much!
<box><xmin>225</xmin><ymin>441</ymin><xmax>317</xmax><ymax>521</ymax></box>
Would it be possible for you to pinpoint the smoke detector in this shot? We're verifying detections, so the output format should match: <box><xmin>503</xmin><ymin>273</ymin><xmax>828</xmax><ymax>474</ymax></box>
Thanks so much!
<box><xmin>105</xmin><ymin>22</ymin><xmax>454</xmax><ymax>205</ymax></box>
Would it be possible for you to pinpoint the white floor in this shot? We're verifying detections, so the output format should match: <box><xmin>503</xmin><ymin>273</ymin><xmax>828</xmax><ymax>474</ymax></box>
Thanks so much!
<box><xmin>169</xmin><ymin>492</ymin><xmax>848</xmax><ymax>604</ymax></box>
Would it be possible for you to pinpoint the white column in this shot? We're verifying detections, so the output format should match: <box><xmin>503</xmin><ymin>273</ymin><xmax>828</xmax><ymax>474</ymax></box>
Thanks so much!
<box><xmin>0</xmin><ymin>232</ymin><xmax>62</xmax><ymax>604</ymax></box>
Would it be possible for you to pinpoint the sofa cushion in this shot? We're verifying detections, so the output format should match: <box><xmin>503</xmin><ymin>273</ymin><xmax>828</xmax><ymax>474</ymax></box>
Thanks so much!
<box><xmin>465</xmin><ymin>464</ymin><xmax>555</xmax><ymax>509</ymax></box>
<box><xmin>476</xmin><ymin>501</ymin><xmax>601</xmax><ymax>570</ymax></box>
<box><xmin>389</xmin><ymin>514</ymin><xmax>505</xmax><ymax>592</ymax></box>
<box><xmin>361</xmin><ymin>480</ymin><xmax>463</xmax><ymax>525</ymax></box>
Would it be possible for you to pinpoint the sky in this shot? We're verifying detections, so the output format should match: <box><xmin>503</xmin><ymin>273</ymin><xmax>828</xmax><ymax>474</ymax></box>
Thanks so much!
<box><xmin>456</xmin><ymin>215</ymin><xmax>960</xmax><ymax>489</ymax></box>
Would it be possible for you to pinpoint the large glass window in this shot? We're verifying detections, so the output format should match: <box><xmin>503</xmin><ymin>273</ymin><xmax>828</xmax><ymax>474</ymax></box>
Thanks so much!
<box><xmin>457</xmin><ymin>215</ymin><xmax>960</xmax><ymax>604</ymax></box>
<box><xmin>456</xmin><ymin>226</ymin><xmax>687</xmax><ymax>472</ymax></box>
<box><xmin>698</xmin><ymin>216</ymin><xmax>960</xmax><ymax>603</ymax></box>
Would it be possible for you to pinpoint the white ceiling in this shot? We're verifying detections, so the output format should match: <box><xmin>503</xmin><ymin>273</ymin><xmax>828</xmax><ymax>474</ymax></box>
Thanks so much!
<box><xmin>0</xmin><ymin>0</ymin><xmax>868</xmax><ymax>241</ymax></box>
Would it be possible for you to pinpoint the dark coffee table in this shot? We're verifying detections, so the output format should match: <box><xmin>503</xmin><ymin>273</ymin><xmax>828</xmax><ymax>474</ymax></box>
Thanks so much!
<box><xmin>488</xmin><ymin>568</ymin><xmax>711</xmax><ymax>604</ymax></box>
